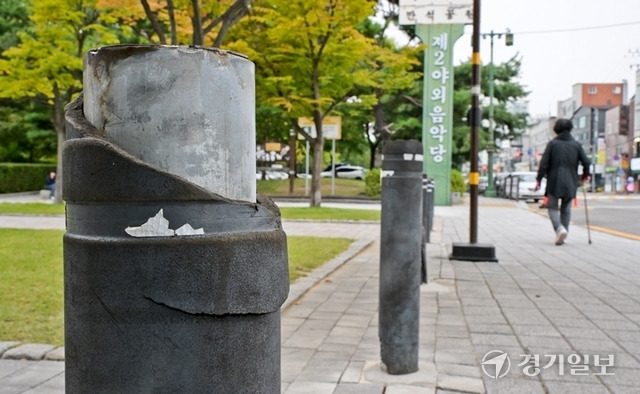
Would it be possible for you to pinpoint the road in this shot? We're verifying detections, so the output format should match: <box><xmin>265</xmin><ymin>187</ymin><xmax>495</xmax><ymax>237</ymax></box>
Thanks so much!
<box><xmin>526</xmin><ymin>195</ymin><xmax>640</xmax><ymax>241</ymax></box>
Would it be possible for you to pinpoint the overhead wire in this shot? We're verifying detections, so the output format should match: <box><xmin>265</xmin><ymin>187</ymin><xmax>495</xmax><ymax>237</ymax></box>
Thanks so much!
<box><xmin>511</xmin><ymin>21</ymin><xmax>640</xmax><ymax>35</ymax></box>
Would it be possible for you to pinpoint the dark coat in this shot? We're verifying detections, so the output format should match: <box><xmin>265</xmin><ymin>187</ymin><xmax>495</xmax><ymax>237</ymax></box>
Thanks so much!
<box><xmin>536</xmin><ymin>131</ymin><xmax>590</xmax><ymax>199</ymax></box>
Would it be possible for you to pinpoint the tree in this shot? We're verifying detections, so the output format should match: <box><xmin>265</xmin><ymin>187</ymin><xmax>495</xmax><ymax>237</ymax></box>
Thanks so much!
<box><xmin>452</xmin><ymin>55</ymin><xmax>529</xmax><ymax>168</ymax></box>
<box><xmin>229</xmin><ymin>0</ymin><xmax>378</xmax><ymax>206</ymax></box>
<box><xmin>0</xmin><ymin>102</ymin><xmax>55</xmax><ymax>163</ymax></box>
<box><xmin>0</xmin><ymin>1</ymin><xmax>56</xmax><ymax>164</ymax></box>
<box><xmin>0</xmin><ymin>0</ymin><xmax>30</xmax><ymax>52</ymax></box>
<box><xmin>354</xmin><ymin>16</ymin><xmax>422</xmax><ymax>169</ymax></box>
<box><xmin>0</xmin><ymin>0</ymin><xmax>121</xmax><ymax>202</ymax></box>
<box><xmin>99</xmin><ymin>0</ymin><xmax>252</xmax><ymax>47</ymax></box>
<box><xmin>391</xmin><ymin>54</ymin><xmax>529</xmax><ymax>168</ymax></box>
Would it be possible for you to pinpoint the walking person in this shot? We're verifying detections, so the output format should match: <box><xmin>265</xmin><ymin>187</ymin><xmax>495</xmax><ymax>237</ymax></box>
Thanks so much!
<box><xmin>534</xmin><ymin>119</ymin><xmax>590</xmax><ymax>245</ymax></box>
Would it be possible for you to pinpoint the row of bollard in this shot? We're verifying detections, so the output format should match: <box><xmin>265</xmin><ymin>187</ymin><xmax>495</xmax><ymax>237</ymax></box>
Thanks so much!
<box><xmin>64</xmin><ymin>45</ymin><xmax>436</xmax><ymax>391</ymax></box>
<box><xmin>379</xmin><ymin>140</ymin><xmax>434</xmax><ymax>375</ymax></box>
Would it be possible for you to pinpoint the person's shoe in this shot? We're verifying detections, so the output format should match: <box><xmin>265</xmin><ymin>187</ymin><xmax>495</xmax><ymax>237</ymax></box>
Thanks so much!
<box><xmin>555</xmin><ymin>226</ymin><xmax>568</xmax><ymax>245</ymax></box>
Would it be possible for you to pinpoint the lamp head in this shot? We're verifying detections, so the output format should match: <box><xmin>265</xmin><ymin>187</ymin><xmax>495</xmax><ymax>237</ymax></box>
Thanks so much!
<box><xmin>505</xmin><ymin>29</ymin><xmax>514</xmax><ymax>46</ymax></box>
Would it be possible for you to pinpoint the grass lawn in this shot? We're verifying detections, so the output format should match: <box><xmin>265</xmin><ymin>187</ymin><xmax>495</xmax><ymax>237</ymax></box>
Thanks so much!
<box><xmin>0</xmin><ymin>203</ymin><xmax>65</xmax><ymax>215</ymax></box>
<box><xmin>0</xmin><ymin>229</ymin><xmax>353</xmax><ymax>345</ymax></box>
<box><xmin>280</xmin><ymin>207</ymin><xmax>380</xmax><ymax>221</ymax></box>
<box><xmin>287</xmin><ymin>236</ymin><xmax>353</xmax><ymax>282</ymax></box>
<box><xmin>0</xmin><ymin>229</ymin><xmax>64</xmax><ymax>345</ymax></box>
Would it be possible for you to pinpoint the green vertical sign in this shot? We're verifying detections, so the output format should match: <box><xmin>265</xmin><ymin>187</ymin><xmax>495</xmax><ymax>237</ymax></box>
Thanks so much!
<box><xmin>416</xmin><ymin>24</ymin><xmax>464</xmax><ymax>206</ymax></box>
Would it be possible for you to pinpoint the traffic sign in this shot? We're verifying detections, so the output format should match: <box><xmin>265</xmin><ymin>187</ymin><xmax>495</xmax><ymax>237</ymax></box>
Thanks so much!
<box><xmin>298</xmin><ymin>116</ymin><xmax>342</xmax><ymax>140</ymax></box>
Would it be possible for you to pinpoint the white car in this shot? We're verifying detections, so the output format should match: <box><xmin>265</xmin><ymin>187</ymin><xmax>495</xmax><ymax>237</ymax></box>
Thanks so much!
<box><xmin>504</xmin><ymin>171</ymin><xmax>545</xmax><ymax>202</ymax></box>
<box><xmin>321</xmin><ymin>165</ymin><xmax>366</xmax><ymax>180</ymax></box>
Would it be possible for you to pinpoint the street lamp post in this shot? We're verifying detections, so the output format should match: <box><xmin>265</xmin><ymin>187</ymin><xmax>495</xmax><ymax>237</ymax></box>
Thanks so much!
<box><xmin>482</xmin><ymin>29</ymin><xmax>513</xmax><ymax>197</ymax></box>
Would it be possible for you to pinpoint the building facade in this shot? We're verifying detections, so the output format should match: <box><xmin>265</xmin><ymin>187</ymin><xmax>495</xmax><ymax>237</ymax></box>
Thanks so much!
<box><xmin>557</xmin><ymin>82</ymin><xmax>626</xmax><ymax>119</ymax></box>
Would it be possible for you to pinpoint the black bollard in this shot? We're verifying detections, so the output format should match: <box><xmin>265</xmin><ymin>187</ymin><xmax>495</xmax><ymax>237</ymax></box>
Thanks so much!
<box><xmin>426</xmin><ymin>178</ymin><xmax>435</xmax><ymax>238</ymax></box>
<box><xmin>379</xmin><ymin>140</ymin><xmax>423</xmax><ymax>375</ymax></box>
<box><xmin>421</xmin><ymin>175</ymin><xmax>429</xmax><ymax>284</ymax></box>
<box><xmin>420</xmin><ymin>176</ymin><xmax>435</xmax><ymax>283</ymax></box>
<box><xmin>63</xmin><ymin>46</ymin><xmax>289</xmax><ymax>393</ymax></box>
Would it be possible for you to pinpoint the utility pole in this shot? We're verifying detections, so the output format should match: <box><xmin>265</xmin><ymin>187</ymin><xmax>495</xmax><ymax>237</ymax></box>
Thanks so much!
<box><xmin>449</xmin><ymin>0</ymin><xmax>497</xmax><ymax>263</ymax></box>
<box><xmin>482</xmin><ymin>29</ymin><xmax>513</xmax><ymax>197</ymax></box>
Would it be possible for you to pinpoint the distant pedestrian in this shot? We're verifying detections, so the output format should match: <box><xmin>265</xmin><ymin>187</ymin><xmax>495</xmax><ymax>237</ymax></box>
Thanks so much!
<box><xmin>45</xmin><ymin>171</ymin><xmax>56</xmax><ymax>199</ymax></box>
<box><xmin>534</xmin><ymin>119</ymin><xmax>590</xmax><ymax>245</ymax></box>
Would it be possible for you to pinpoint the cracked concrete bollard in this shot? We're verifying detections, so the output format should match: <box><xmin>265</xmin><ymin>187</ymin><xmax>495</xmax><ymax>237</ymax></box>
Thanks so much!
<box><xmin>379</xmin><ymin>140</ymin><xmax>423</xmax><ymax>375</ymax></box>
<box><xmin>63</xmin><ymin>45</ymin><xmax>289</xmax><ymax>393</ymax></box>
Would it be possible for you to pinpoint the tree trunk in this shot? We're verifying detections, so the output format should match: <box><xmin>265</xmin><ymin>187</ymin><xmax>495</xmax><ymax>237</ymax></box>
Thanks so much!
<box><xmin>167</xmin><ymin>0</ymin><xmax>177</xmax><ymax>44</ymax></box>
<box><xmin>369</xmin><ymin>140</ymin><xmax>379</xmax><ymax>169</ymax></box>
<box><xmin>53</xmin><ymin>87</ymin><xmax>65</xmax><ymax>204</ymax></box>
<box><xmin>191</xmin><ymin>0</ymin><xmax>204</xmax><ymax>45</ymax></box>
<box><xmin>140</xmin><ymin>0</ymin><xmax>167</xmax><ymax>44</ymax></box>
<box><xmin>288</xmin><ymin>128</ymin><xmax>296</xmax><ymax>194</ymax></box>
<box><xmin>310</xmin><ymin>135</ymin><xmax>323</xmax><ymax>207</ymax></box>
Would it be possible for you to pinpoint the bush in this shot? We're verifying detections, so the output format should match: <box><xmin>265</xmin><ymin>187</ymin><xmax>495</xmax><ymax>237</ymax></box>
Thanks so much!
<box><xmin>0</xmin><ymin>163</ymin><xmax>57</xmax><ymax>193</ymax></box>
<box><xmin>450</xmin><ymin>169</ymin><xmax>466</xmax><ymax>193</ymax></box>
<box><xmin>364</xmin><ymin>168</ymin><xmax>381</xmax><ymax>197</ymax></box>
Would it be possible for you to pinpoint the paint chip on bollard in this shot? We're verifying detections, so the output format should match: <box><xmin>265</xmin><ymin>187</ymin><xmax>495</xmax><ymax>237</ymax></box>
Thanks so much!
<box><xmin>175</xmin><ymin>223</ymin><xmax>205</xmax><ymax>236</ymax></box>
<box><xmin>125</xmin><ymin>209</ymin><xmax>204</xmax><ymax>237</ymax></box>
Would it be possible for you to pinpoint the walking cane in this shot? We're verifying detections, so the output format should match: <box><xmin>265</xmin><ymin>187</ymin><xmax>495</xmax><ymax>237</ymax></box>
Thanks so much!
<box><xmin>581</xmin><ymin>183</ymin><xmax>592</xmax><ymax>244</ymax></box>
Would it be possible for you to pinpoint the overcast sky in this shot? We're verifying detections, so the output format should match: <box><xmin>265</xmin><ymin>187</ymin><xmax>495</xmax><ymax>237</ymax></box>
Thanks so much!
<box><xmin>391</xmin><ymin>0</ymin><xmax>640</xmax><ymax>118</ymax></box>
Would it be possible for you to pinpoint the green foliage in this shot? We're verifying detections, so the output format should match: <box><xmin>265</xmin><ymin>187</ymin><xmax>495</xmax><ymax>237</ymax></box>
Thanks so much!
<box><xmin>452</xmin><ymin>56</ymin><xmax>529</xmax><ymax>166</ymax></box>
<box><xmin>346</xmin><ymin>16</ymin><xmax>423</xmax><ymax>167</ymax></box>
<box><xmin>226</xmin><ymin>0</ymin><xmax>379</xmax><ymax>205</ymax></box>
<box><xmin>230</xmin><ymin>0</ymin><xmax>378</xmax><ymax>118</ymax></box>
<box><xmin>0</xmin><ymin>0</ymin><xmax>120</xmax><ymax>102</ymax></box>
<box><xmin>0</xmin><ymin>0</ymin><xmax>30</xmax><ymax>52</ymax></box>
<box><xmin>0</xmin><ymin>163</ymin><xmax>56</xmax><ymax>193</ymax></box>
<box><xmin>0</xmin><ymin>102</ymin><xmax>55</xmax><ymax>162</ymax></box>
<box><xmin>256</xmin><ymin>104</ymin><xmax>290</xmax><ymax>145</ymax></box>
<box><xmin>379</xmin><ymin>51</ymin><xmax>425</xmax><ymax>144</ymax></box>
<box><xmin>364</xmin><ymin>167</ymin><xmax>381</xmax><ymax>197</ymax></box>
<box><xmin>450</xmin><ymin>168</ymin><xmax>466</xmax><ymax>193</ymax></box>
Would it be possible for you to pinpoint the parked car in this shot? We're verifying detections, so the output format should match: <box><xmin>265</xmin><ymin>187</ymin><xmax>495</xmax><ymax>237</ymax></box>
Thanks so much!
<box><xmin>503</xmin><ymin>171</ymin><xmax>545</xmax><ymax>202</ymax></box>
<box><xmin>321</xmin><ymin>165</ymin><xmax>366</xmax><ymax>180</ymax></box>
<box><xmin>322</xmin><ymin>162</ymin><xmax>349</xmax><ymax>172</ymax></box>
<box><xmin>494</xmin><ymin>173</ymin><xmax>509</xmax><ymax>197</ymax></box>
<box><xmin>479</xmin><ymin>176</ymin><xmax>488</xmax><ymax>194</ymax></box>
